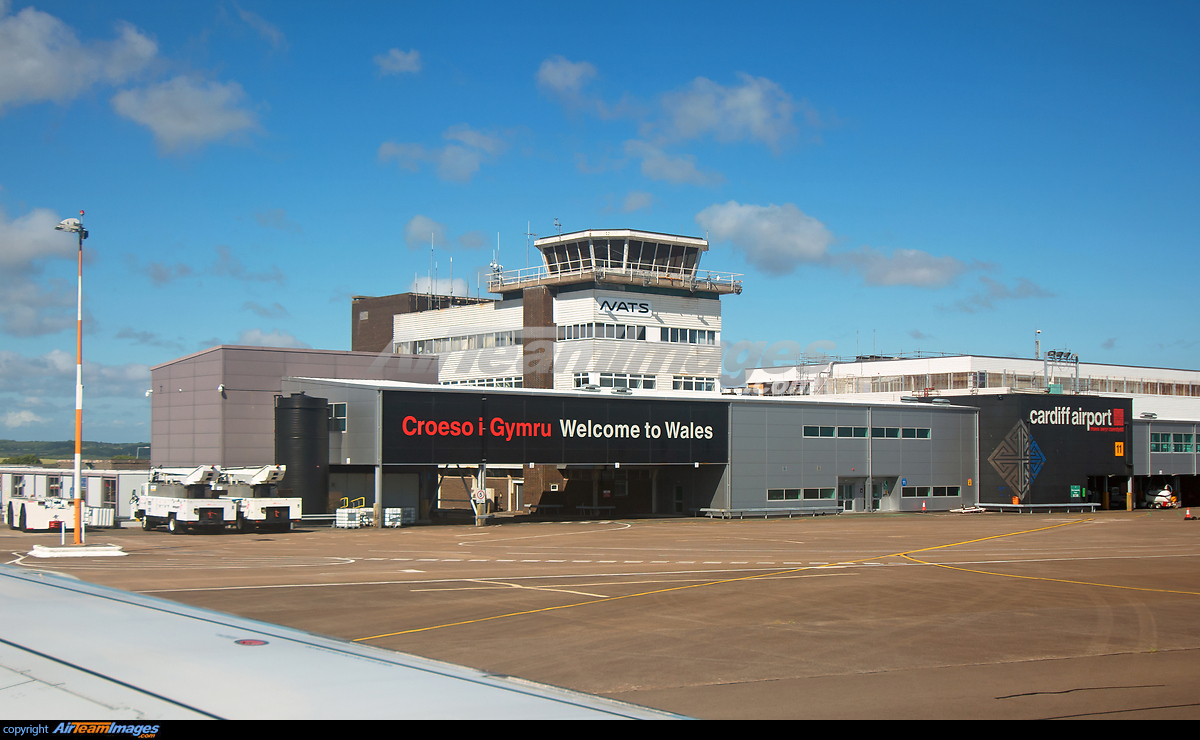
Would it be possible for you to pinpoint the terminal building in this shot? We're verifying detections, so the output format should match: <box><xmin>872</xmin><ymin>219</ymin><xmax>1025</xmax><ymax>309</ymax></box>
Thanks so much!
<box><xmin>747</xmin><ymin>353</ymin><xmax>1200</xmax><ymax>508</ymax></box>
<box><xmin>9</xmin><ymin>228</ymin><xmax>1198</xmax><ymax>526</ymax></box>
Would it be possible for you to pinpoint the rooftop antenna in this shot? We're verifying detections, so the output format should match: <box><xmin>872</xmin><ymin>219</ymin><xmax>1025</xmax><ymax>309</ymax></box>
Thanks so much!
<box><xmin>554</xmin><ymin>218</ymin><xmax>562</xmax><ymax>236</ymax></box>
<box><xmin>524</xmin><ymin>221</ymin><xmax>537</xmax><ymax>268</ymax></box>
<box><xmin>449</xmin><ymin>256</ymin><xmax>453</xmax><ymax>297</ymax></box>
<box><xmin>1035</xmin><ymin>328</ymin><xmax>1041</xmax><ymax>360</ymax></box>
<box><xmin>429</xmin><ymin>232</ymin><xmax>434</xmax><ymax>305</ymax></box>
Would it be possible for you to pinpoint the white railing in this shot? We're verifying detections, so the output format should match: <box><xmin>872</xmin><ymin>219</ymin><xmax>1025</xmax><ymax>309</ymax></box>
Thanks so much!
<box><xmin>488</xmin><ymin>264</ymin><xmax>743</xmax><ymax>291</ymax></box>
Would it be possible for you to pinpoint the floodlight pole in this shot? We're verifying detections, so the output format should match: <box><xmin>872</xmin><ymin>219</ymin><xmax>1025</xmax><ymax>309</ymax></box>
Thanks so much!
<box><xmin>73</xmin><ymin>212</ymin><xmax>85</xmax><ymax>545</ymax></box>
<box><xmin>55</xmin><ymin>210</ymin><xmax>88</xmax><ymax>545</ymax></box>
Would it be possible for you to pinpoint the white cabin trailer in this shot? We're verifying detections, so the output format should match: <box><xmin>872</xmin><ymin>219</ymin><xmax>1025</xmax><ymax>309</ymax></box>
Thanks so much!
<box><xmin>1</xmin><ymin>466</ymin><xmax>149</xmax><ymax>525</ymax></box>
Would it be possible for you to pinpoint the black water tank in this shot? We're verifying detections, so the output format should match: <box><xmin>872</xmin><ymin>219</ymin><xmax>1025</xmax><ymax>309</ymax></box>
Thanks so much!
<box><xmin>275</xmin><ymin>393</ymin><xmax>330</xmax><ymax>515</ymax></box>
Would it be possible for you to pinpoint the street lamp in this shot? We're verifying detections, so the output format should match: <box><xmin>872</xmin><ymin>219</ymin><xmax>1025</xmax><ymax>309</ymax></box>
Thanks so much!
<box><xmin>54</xmin><ymin>210</ymin><xmax>88</xmax><ymax>545</ymax></box>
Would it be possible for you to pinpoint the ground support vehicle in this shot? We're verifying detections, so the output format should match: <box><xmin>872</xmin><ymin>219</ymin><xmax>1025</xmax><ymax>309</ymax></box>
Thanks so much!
<box><xmin>214</xmin><ymin>465</ymin><xmax>300</xmax><ymax>533</ymax></box>
<box><xmin>1146</xmin><ymin>487</ymin><xmax>1179</xmax><ymax>509</ymax></box>
<box><xmin>135</xmin><ymin>466</ymin><xmax>235</xmax><ymax>534</ymax></box>
<box><xmin>7</xmin><ymin>498</ymin><xmax>73</xmax><ymax>533</ymax></box>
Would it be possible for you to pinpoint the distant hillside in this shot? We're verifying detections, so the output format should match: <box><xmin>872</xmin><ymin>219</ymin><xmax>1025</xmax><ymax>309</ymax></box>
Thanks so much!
<box><xmin>0</xmin><ymin>440</ymin><xmax>150</xmax><ymax>460</ymax></box>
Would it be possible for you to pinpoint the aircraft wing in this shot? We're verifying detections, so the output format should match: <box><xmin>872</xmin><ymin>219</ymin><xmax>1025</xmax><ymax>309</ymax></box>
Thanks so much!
<box><xmin>0</xmin><ymin>565</ymin><xmax>683</xmax><ymax>720</ymax></box>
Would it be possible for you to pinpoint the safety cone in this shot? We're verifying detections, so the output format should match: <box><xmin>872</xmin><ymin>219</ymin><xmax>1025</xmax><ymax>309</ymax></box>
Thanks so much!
<box><xmin>922</xmin><ymin>500</ymin><xmax>927</xmax><ymax>513</ymax></box>
<box><xmin>1186</xmin><ymin>508</ymin><xmax>1196</xmax><ymax>521</ymax></box>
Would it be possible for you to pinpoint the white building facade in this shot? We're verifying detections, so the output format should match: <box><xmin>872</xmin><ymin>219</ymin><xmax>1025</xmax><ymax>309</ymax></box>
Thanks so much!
<box><xmin>391</xmin><ymin>229</ymin><xmax>741</xmax><ymax>392</ymax></box>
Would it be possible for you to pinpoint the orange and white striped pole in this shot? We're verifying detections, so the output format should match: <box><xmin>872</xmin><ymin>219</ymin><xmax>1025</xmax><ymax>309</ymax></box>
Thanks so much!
<box><xmin>56</xmin><ymin>210</ymin><xmax>87</xmax><ymax>545</ymax></box>
<box><xmin>73</xmin><ymin>209</ymin><xmax>85</xmax><ymax>545</ymax></box>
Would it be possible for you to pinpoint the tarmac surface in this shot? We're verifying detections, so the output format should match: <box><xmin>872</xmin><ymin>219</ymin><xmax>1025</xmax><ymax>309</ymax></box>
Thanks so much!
<box><xmin>5</xmin><ymin>510</ymin><xmax>1200</xmax><ymax>719</ymax></box>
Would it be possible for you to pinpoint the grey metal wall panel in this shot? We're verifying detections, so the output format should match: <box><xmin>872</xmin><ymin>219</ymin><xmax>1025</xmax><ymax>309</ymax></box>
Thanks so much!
<box><xmin>727</xmin><ymin>400</ymin><xmax>977</xmax><ymax>512</ymax></box>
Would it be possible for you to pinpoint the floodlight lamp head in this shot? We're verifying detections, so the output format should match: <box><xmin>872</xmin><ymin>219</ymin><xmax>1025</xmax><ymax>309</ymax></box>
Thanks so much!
<box><xmin>55</xmin><ymin>218</ymin><xmax>82</xmax><ymax>233</ymax></box>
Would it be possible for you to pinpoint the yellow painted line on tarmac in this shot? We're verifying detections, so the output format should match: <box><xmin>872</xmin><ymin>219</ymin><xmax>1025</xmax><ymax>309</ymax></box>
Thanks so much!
<box><xmin>353</xmin><ymin>517</ymin><xmax>1089</xmax><ymax>642</ymax></box>
<box><xmin>900</xmin><ymin>553</ymin><xmax>1200</xmax><ymax>597</ymax></box>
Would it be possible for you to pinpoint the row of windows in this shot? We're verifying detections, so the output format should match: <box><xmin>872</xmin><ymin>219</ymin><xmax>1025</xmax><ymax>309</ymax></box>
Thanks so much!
<box><xmin>802</xmin><ymin>426</ymin><xmax>931</xmax><ymax>439</ymax></box>
<box><xmin>571</xmin><ymin>373</ymin><xmax>715</xmax><ymax>392</ymax></box>
<box><xmin>400</xmin><ymin>330</ymin><xmax>522</xmax><ymax>355</ymax></box>
<box><xmin>767</xmin><ymin>488</ymin><xmax>836</xmax><ymax>501</ymax></box>
<box><xmin>660</xmin><ymin>327</ymin><xmax>717</xmax><ymax>345</ymax></box>
<box><xmin>599</xmin><ymin>372</ymin><xmax>655</xmax><ymax>389</ymax></box>
<box><xmin>559</xmin><ymin>323</ymin><xmax>646</xmax><ymax>341</ymax></box>
<box><xmin>1151</xmin><ymin>433</ymin><xmax>1194</xmax><ymax>453</ymax></box>
<box><xmin>901</xmin><ymin>486</ymin><xmax>962</xmax><ymax>498</ymax></box>
<box><xmin>440</xmin><ymin>377</ymin><xmax>525</xmax><ymax>388</ymax></box>
<box><xmin>673</xmin><ymin>376</ymin><xmax>717</xmax><ymax>391</ymax></box>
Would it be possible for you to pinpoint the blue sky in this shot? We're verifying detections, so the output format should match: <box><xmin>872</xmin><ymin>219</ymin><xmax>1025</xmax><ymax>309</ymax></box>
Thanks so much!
<box><xmin>2</xmin><ymin>0</ymin><xmax>1199</xmax><ymax>441</ymax></box>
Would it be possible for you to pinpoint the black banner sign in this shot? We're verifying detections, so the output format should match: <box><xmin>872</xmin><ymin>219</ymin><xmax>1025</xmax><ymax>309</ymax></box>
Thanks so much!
<box><xmin>381</xmin><ymin>389</ymin><xmax>729</xmax><ymax>465</ymax></box>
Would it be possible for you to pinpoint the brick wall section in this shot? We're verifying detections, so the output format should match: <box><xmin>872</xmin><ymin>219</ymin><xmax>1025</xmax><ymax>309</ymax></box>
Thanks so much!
<box><xmin>352</xmin><ymin>293</ymin><xmax>495</xmax><ymax>353</ymax></box>
<box><xmin>522</xmin><ymin>286</ymin><xmax>555</xmax><ymax>389</ymax></box>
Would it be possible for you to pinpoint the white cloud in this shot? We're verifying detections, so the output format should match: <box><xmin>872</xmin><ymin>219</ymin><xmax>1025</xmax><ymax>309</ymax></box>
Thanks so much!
<box><xmin>696</xmin><ymin>201</ymin><xmax>832</xmax><ymax>272</ymax></box>
<box><xmin>443</xmin><ymin>124</ymin><xmax>506</xmax><ymax>154</ymax></box>
<box><xmin>0</xmin><ymin>203</ymin><xmax>80</xmax><ymax>336</ymax></box>
<box><xmin>404</xmin><ymin>215</ymin><xmax>449</xmax><ymax>250</ymax></box>
<box><xmin>656</xmin><ymin>73</ymin><xmax>798</xmax><ymax>150</ymax></box>
<box><xmin>435</xmin><ymin>144</ymin><xmax>484</xmax><ymax>182</ymax></box>
<box><xmin>0</xmin><ymin>349</ymin><xmax>150</xmax><ymax>398</ymax></box>
<box><xmin>949</xmin><ymin>276</ymin><xmax>1054</xmax><ymax>313</ymax></box>
<box><xmin>624</xmin><ymin>140</ymin><xmax>723</xmax><ymax>186</ymax></box>
<box><xmin>111</xmin><ymin>76</ymin><xmax>259</xmax><ymax>152</ymax></box>
<box><xmin>622</xmin><ymin>191</ymin><xmax>654</xmax><ymax>213</ymax></box>
<box><xmin>536</xmin><ymin>55</ymin><xmax>596</xmax><ymax>98</ymax></box>
<box><xmin>698</xmin><ymin>200</ymin><xmax>982</xmax><ymax>286</ymax></box>
<box><xmin>828</xmin><ymin>246</ymin><xmax>972</xmax><ymax>288</ymax></box>
<box><xmin>0</xmin><ymin>3</ymin><xmax>157</xmax><ymax>113</ymax></box>
<box><xmin>377</xmin><ymin>141</ymin><xmax>426</xmax><ymax>171</ymax></box>
<box><xmin>241</xmin><ymin>301</ymin><xmax>289</xmax><ymax>319</ymax></box>
<box><xmin>402</xmin><ymin>215</ymin><xmax>485</xmax><ymax>251</ymax></box>
<box><xmin>235</xmin><ymin>328</ymin><xmax>309</xmax><ymax>348</ymax></box>
<box><xmin>115</xmin><ymin>327</ymin><xmax>184</xmax><ymax>351</ymax></box>
<box><xmin>124</xmin><ymin>255</ymin><xmax>194</xmax><ymax>286</ymax></box>
<box><xmin>254</xmin><ymin>208</ymin><xmax>300</xmax><ymax>233</ymax></box>
<box><xmin>210</xmin><ymin>245</ymin><xmax>284</xmax><ymax>285</ymax></box>
<box><xmin>379</xmin><ymin>125</ymin><xmax>507</xmax><ymax>183</ymax></box>
<box><xmin>235</xmin><ymin>3</ymin><xmax>287</xmax><ymax>51</ymax></box>
<box><xmin>4</xmin><ymin>410</ymin><xmax>46</xmax><ymax>428</ymax></box>
<box><xmin>375</xmin><ymin>48</ymin><xmax>421</xmax><ymax>75</ymax></box>
<box><xmin>409</xmin><ymin>276</ymin><xmax>469</xmax><ymax>297</ymax></box>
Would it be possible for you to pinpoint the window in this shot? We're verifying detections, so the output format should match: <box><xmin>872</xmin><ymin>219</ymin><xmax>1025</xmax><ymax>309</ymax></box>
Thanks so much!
<box><xmin>574</xmin><ymin>373</ymin><xmax>591</xmax><ymax>388</ymax></box>
<box><xmin>660</xmin><ymin>327</ymin><xmax>717</xmax><ymax>345</ymax></box>
<box><xmin>1174</xmin><ymin>434</ymin><xmax>1193</xmax><ymax>453</ymax></box>
<box><xmin>1151</xmin><ymin>433</ymin><xmax>1170</xmax><ymax>452</ymax></box>
<box><xmin>561</xmin><ymin>323</ymin><xmax>644</xmax><ymax>342</ymax></box>
<box><xmin>328</xmin><ymin>403</ymin><xmax>347</xmax><ymax>432</ymax></box>
<box><xmin>767</xmin><ymin>489</ymin><xmax>801</xmax><ymax>501</ymax></box>
<box><xmin>872</xmin><ymin>427</ymin><xmax>901</xmax><ymax>438</ymax></box>
<box><xmin>673</xmin><ymin>376</ymin><xmax>716</xmax><ymax>391</ymax></box>
<box><xmin>803</xmin><ymin>426</ymin><xmax>835</xmax><ymax>437</ymax></box>
<box><xmin>803</xmin><ymin>488</ymin><xmax>836</xmax><ymax>500</ymax></box>
<box><xmin>902</xmin><ymin>487</ymin><xmax>932</xmax><ymax>498</ymax></box>
<box><xmin>838</xmin><ymin>427</ymin><xmax>868</xmax><ymax>438</ymax></box>
<box><xmin>48</xmin><ymin>476</ymin><xmax>61</xmax><ymax>497</ymax></box>
<box><xmin>901</xmin><ymin>428</ymin><xmax>931</xmax><ymax>439</ymax></box>
<box><xmin>102</xmin><ymin>478</ymin><xmax>117</xmax><ymax>507</ymax></box>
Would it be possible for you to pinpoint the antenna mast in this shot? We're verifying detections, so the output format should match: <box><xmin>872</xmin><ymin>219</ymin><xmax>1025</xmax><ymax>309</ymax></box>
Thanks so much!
<box><xmin>524</xmin><ymin>221</ymin><xmax>538</xmax><ymax>268</ymax></box>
